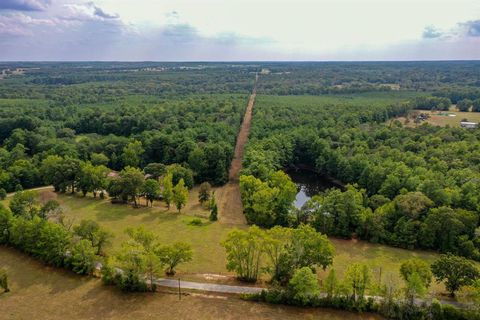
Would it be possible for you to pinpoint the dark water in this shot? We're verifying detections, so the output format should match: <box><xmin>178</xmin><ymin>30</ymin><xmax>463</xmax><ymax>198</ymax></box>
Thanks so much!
<box><xmin>288</xmin><ymin>169</ymin><xmax>341</xmax><ymax>209</ymax></box>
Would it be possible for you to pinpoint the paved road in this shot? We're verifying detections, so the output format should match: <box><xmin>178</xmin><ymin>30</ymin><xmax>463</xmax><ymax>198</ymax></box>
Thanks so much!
<box><xmin>154</xmin><ymin>278</ymin><xmax>263</xmax><ymax>294</ymax></box>
<box><xmin>6</xmin><ymin>185</ymin><xmax>53</xmax><ymax>197</ymax></box>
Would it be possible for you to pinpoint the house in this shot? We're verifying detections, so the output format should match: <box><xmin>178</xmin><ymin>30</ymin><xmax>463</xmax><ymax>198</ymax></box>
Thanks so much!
<box><xmin>460</xmin><ymin>121</ymin><xmax>478</xmax><ymax>129</ymax></box>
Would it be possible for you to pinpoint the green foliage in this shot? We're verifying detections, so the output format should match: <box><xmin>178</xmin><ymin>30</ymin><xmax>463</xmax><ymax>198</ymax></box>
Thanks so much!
<box><xmin>399</xmin><ymin>258</ymin><xmax>432</xmax><ymax>288</ymax></box>
<box><xmin>172</xmin><ymin>178</ymin><xmax>188</xmax><ymax>212</ymax></box>
<box><xmin>67</xmin><ymin>239</ymin><xmax>96</xmax><ymax>275</ymax></box>
<box><xmin>74</xmin><ymin>219</ymin><xmax>112</xmax><ymax>255</ymax></box>
<box><xmin>142</xmin><ymin>179</ymin><xmax>160</xmax><ymax>207</ymax></box>
<box><xmin>122</xmin><ymin>140</ymin><xmax>144</xmax><ymax>168</ymax></box>
<box><xmin>9</xmin><ymin>191</ymin><xmax>37</xmax><ymax>218</ymax></box>
<box><xmin>344</xmin><ymin>263</ymin><xmax>372</xmax><ymax>302</ymax></box>
<box><xmin>223</xmin><ymin>226</ymin><xmax>265</xmax><ymax>282</ymax></box>
<box><xmin>287</xmin><ymin>267</ymin><xmax>320</xmax><ymax>305</ymax></box>
<box><xmin>209</xmin><ymin>193</ymin><xmax>218</xmax><ymax>221</ymax></box>
<box><xmin>107</xmin><ymin>167</ymin><xmax>145</xmax><ymax>206</ymax></box>
<box><xmin>0</xmin><ymin>188</ymin><xmax>6</xmax><ymax>200</ymax></box>
<box><xmin>198</xmin><ymin>182</ymin><xmax>211</xmax><ymax>204</ymax></box>
<box><xmin>167</xmin><ymin>164</ymin><xmax>194</xmax><ymax>189</ymax></box>
<box><xmin>431</xmin><ymin>254</ymin><xmax>480</xmax><ymax>297</ymax></box>
<box><xmin>143</xmin><ymin>163</ymin><xmax>166</xmax><ymax>180</ymax></box>
<box><xmin>156</xmin><ymin>242</ymin><xmax>193</xmax><ymax>275</ymax></box>
<box><xmin>223</xmin><ymin>225</ymin><xmax>334</xmax><ymax>284</ymax></box>
<box><xmin>240</xmin><ymin>171</ymin><xmax>297</xmax><ymax>227</ymax></box>
<box><xmin>161</xmin><ymin>173</ymin><xmax>173</xmax><ymax>209</ymax></box>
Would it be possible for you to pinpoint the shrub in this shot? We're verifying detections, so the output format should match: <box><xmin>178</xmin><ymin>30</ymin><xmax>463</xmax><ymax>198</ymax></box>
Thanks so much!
<box><xmin>288</xmin><ymin>267</ymin><xmax>320</xmax><ymax>306</ymax></box>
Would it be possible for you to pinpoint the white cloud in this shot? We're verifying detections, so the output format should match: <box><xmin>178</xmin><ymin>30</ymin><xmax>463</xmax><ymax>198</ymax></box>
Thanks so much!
<box><xmin>0</xmin><ymin>0</ymin><xmax>479</xmax><ymax>60</ymax></box>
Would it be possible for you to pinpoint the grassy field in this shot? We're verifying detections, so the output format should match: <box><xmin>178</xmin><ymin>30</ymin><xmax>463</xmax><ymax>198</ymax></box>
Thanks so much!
<box><xmin>0</xmin><ymin>189</ymin><xmax>448</xmax><ymax>294</ymax></box>
<box><xmin>394</xmin><ymin>109</ymin><xmax>480</xmax><ymax>128</ymax></box>
<box><xmin>0</xmin><ymin>247</ymin><xmax>383</xmax><ymax>320</ymax></box>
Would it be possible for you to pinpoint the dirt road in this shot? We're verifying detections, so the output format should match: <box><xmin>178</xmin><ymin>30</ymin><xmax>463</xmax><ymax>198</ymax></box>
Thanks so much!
<box><xmin>217</xmin><ymin>74</ymin><xmax>258</xmax><ymax>225</ymax></box>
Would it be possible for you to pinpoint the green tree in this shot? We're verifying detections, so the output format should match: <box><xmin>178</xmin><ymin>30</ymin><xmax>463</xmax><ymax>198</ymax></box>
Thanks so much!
<box><xmin>78</xmin><ymin>162</ymin><xmax>109</xmax><ymax>197</ymax></box>
<box><xmin>39</xmin><ymin>200</ymin><xmax>62</xmax><ymax>220</ymax></box>
<box><xmin>122</xmin><ymin>140</ymin><xmax>144</xmax><ymax>168</ymax></box>
<box><xmin>68</xmin><ymin>239</ymin><xmax>96</xmax><ymax>275</ymax></box>
<box><xmin>457</xmin><ymin>99</ymin><xmax>473</xmax><ymax>112</ymax></box>
<box><xmin>90</xmin><ymin>153</ymin><xmax>109</xmax><ymax>166</ymax></box>
<box><xmin>431</xmin><ymin>254</ymin><xmax>480</xmax><ymax>297</ymax></box>
<box><xmin>142</xmin><ymin>179</ymin><xmax>160</xmax><ymax>207</ymax></box>
<box><xmin>162</xmin><ymin>173</ymin><xmax>174</xmax><ymax>209</ymax></box>
<box><xmin>119</xmin><ymin>166</ymin><xmax>145</xmax><ymax>207</ymax></box>
<box><xmin>404</xmin><ymin>272</ymin><xmax>427</xmax><ymax>305</ymax></box>
<box><xmin>173</xmin><ymin>178</ymin><xmax>188</xmax><ymax>213</ymax></box>
<box><xmin>143</xmin><ymin>163</ymin><xmax>166</xmax><ymax>180</ymax></box>
<box><xmin>400</xmin><ymin>258</ymin><xmax>432</xmax><ymax>288</ymax></box>
<box><xmin>157</xmin><ymin>242</ymin><xmax>193</xmax><ymax>275</ymax></box>
<box><xmin>209</xmin><ymin>193</ymin><xmax>218</xmax><ymax>221</ymax></box>
<box><xmin>222</xmin><ymin>226</ymin><xmax>265</xmax><ymax>282</ymax></box>
<box><xmin>344</xmin><ymin>263</ymin><xmax>372</xmax><ymax>302</ymax></box>
<box><xmin>288</xmin><ymin>267</ymin><xmax>320</xmax><ymax>306</ymax></box>
<box><xmin>0</xmin><ymin>188</ymin><xmax>6</xmax><ymax>200</ymax></box>
<box><xmin>324</xmin><ymin>268</ymin><xmax>339</xmax><ymax>299</ymax></box>
<box><xmin>198</xmin><ymin>182</ymin><xmax>211</xmax><ymax>205</ymax></box>
<box><xmin>9</xmin><ymin>191</ymin><xmax>37</xmax><ymax>217</ymax></box>
<box><xmin>74</xmin><ymin>220</ymin><xmax>112</xmax><ymax>255</ymax></box>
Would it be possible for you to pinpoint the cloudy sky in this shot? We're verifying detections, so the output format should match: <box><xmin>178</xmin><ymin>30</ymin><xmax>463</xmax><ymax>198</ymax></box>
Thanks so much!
<box><xmin>0</xmin><ymin>0</ymin><xmax>479</xmax><ymax>61</ymax></box>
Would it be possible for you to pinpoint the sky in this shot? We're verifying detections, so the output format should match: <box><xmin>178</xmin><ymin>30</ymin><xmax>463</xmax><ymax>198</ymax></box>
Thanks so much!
<box><xmin>0</xmin><ymin>0</ymin><xmax>479</xmax><ymax>61</ymax></box>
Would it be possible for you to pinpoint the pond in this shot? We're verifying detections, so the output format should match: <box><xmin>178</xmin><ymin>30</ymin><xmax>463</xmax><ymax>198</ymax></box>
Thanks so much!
<box><xmin>288</xmin><ymin>169</ymin><xmax>342</xmax><ymax>209</ymax></box>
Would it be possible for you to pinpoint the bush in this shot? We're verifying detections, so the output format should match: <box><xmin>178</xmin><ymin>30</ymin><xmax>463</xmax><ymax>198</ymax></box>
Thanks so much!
<box><xmin>288</xmin><ymin>267</ymin><xmax>321</xmax><ymax>305</ymax></box>
<box><xmin>116</xmin><ymin>270</ymin><xmax>148</xmax><ymax>292</ymax></box>
<box><xmin>67</xmin><ymin>239</ymin><xmax>96</xmax><ymax>275</ymax></box>
<box><xmin>188</xmin><ymin>218</ymin><xmax>204</xmax><ymax>226</ymax></box>
<box><xmin>0</xmin><ymin>188</ymin><xmax>6</xmax><ymax>200</ymax></box>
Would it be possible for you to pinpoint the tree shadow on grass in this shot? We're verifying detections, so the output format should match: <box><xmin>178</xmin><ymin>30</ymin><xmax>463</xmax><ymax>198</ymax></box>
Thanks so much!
<box><xmin>94</xmin><ymin>201</ymin><xmax>151</xmax><ymax>222</ymax></box>
<box><xmin>0</xmin><ymin>246</ymin><xmax>90</xmax><ymax>295</ymax></box>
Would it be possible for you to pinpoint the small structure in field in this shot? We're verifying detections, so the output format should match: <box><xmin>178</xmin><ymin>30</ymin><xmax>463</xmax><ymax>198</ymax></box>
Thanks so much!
<box><xmin>460</xmin><ymin>121</ymin><xmax>478</xmax><ymax>129</ymax></box>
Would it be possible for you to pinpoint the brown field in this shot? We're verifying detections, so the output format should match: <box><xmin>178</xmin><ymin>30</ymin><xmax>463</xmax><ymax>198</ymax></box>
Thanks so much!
<box><xmin>0</xmin><ymin>247</ymin><xmax>382</xmax><ymax>320</ymax></box>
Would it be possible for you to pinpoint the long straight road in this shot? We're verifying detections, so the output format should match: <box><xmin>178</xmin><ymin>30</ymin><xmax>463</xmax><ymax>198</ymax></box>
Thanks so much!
<box><xmin>216</xmin><ymin>74</ymin><xmax>258</xmax><ymax>224</ymax></box>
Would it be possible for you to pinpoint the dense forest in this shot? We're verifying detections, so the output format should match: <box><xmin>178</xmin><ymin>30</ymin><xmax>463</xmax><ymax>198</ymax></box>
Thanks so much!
<box><xmin>241</xmin><ymin>70</ymin><xmax>480</xmax><ymax>261</ymax></box>
<box><xmin>0</xmin><ymin>63</ymin><xmax>258</xmax><ymax>191</ymax></box>
<box><xmin>2</xmin><ymin>61</ymin><xmax>480</xmax><ymax>262</ymax></box>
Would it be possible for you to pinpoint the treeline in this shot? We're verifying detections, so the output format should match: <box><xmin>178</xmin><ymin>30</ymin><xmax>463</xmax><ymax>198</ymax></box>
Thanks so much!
<box><xmin>224</xmin><ymin>226</ymin><xmax>480</xmax><ymax>319</ymax></box>
<box><xmin>0</xmin><ymin>192</ymin><xmax>193</xmax><ymax>292</ymax></box>
<box><xmin>0</xmin><ymin>95</ymin><xmax>246</xmax><ymax>192</ymax></box>
<box><xmin>241</xmin><ymin>95</ymin><xmax>480</xmax><ymax>260</ymax></box>
<box><xmin>256</xmin><ymin>61</ymin><xmax>480</xmax><ymax>95</ymax></box>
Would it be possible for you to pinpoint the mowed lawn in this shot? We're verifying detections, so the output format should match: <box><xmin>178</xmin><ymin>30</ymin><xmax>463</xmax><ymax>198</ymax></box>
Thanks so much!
<box><xmin>0</xmin><ymin>189</ymin><xmax>451</xmax><ymax>293</ymax></box>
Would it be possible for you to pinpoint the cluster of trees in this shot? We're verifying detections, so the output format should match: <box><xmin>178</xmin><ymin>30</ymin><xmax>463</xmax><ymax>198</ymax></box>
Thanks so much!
<box><xmin>1</xmin><ymin>190</ymin><xmax>195</xmax><ymax>293</ymax></box>
<box><xmin>0</xmin><ymin>195</ymin><xmax>111</xmax><ymax>276</ymax></box>
<box><xmin>102</xmin><ymin>226</ymin><xmax>192</xmax><ymax>292</ymax></box>
<box><xmin>409</xmin><ymin>96</ymin><xmax>451</xmax><ymax>111</ymax></box>
<box><xmin>456</xmin><ymin>99</ymin><xmax>480</xmax><ymax>112</ymax></box>
<box><xmin>242</xmin><ymin>94</ymin><xmax>480</xmax><ymax>260</ymax></box>
<box><xmin>239</xmin><ymin>171</ymin><xmax>297</xmax><ymax>227</ymax></box>
<box><xmin>222</xmin><ymin>224</ymin><xmax>334</xmax><ymax>284</ymax></box>
<box><xmin>106</xmin><ymin>167</ymin><xmax>189</xmax><ymax>211</ymax></box>
<box><xmin>298</xmin><ymin>187</ymin><xmax>480</xmax><ymax>260</ymax></box>
<box><xmin>247</xmin><ymin>254</ymin><xmax>480</xmax><ymax>320</ymax></box>
<box><xmin>0</xmin><ymin>90</ymin><xmax>247</xmax><ymax>193</ymax></box>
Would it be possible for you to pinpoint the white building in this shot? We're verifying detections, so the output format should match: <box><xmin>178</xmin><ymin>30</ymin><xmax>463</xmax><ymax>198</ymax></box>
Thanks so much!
<box><xmin>460</xmin><ymin>121</ymin><xmax>478</xmax><ymax>129</ymax></box>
